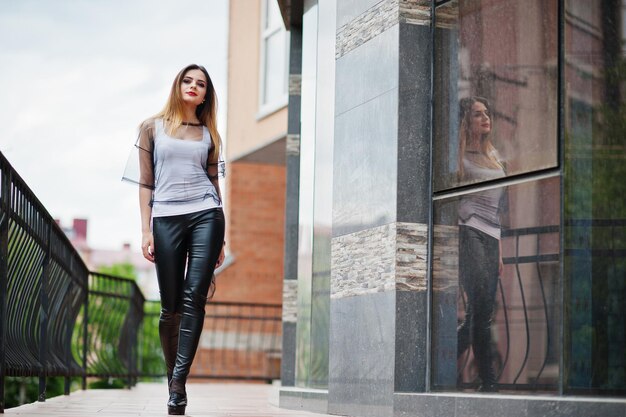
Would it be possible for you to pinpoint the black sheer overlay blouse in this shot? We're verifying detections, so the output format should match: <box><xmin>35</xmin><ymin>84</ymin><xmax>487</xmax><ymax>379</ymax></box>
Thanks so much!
<box><xmin>121</xmin><ymin>118</ymin><xmax>225</xmax><ymax>198</ymax></box>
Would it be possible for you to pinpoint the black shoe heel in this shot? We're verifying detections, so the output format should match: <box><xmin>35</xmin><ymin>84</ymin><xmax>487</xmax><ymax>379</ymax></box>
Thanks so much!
<box><xmin>168</xmin><ymin>378</ymin><xmax>187</xmax><ymax>415</ymax></box>
<box><xmin>167</xmin><ymin>392</ymin><xmax>187</xmax><ymax>415</ymax></box>
<box><xmin>167</xmin><ymin>404</ymin><xmax>186</xmax><ymax>415</ymax></box>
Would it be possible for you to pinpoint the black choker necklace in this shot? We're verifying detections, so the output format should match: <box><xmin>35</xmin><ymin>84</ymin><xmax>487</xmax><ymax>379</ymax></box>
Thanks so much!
<box><xmin>181</xmin><ymin>121</ymin><xmax>202</xmax><ymax>126</ymax></box>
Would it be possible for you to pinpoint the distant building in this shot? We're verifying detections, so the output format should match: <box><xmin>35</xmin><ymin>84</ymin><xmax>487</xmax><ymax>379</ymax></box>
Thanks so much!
<box><xmin>56</xmin><ymin>217</ymin><xmax>159</xmax><ymax>300</ymax></box>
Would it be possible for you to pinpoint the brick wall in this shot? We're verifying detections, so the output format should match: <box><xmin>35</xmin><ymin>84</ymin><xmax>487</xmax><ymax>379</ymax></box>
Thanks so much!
<box><xmin>213</xmin><ymin>161</ymin><xmax>286</xmax><ymax>304</ymax></box>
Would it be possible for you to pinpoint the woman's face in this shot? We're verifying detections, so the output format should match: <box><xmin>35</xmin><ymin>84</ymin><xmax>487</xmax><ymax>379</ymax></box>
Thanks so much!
<box><xmin>180</xmin><ymin>69</ymin><xmax>208</xmax><ymax>107</ymax></box>
<box><xmin>469</xmin><ymin>101</ymin><xmax>491</xmax><ymax>136</ymax></box>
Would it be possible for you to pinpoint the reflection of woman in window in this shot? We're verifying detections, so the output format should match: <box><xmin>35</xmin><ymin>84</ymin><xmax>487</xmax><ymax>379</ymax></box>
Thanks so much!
<box><xmin>456</xmin><ymin>96</ymin><xmax>505</xmax><ymax>392</ymax></box>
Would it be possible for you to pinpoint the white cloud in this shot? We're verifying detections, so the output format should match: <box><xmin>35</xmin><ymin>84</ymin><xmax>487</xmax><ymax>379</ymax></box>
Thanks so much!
<box><xmin>0</xmin><ymin>0</ymin><xmax>229</xmax><ymax>250</ymax></box>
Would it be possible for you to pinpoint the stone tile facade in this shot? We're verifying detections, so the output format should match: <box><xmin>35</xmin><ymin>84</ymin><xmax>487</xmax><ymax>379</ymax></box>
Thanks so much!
<box><xmin>282</xmin><ymin>279</ymin><xmax>298</xmax><ymax>323</ymax></box>
<box><xmin>330</xmin><ymin>222</ymin><xmax>428</xmax><ymax>299</ymax></box>
<box><xmin>399</xmin><ymin>0</ymin><xmax>431</xmax><ymax>25</ymax></box>
<box><xmin>396</xmin><ymin>222</ymin><xmax>428</xmax><ymax>291</ymax></box>
<box><xmin>432</xmin><ymin>224</ymin><xmax>459</xmax><ymax>291</ymax></box>
<box><xmin>336</xmin><ymin>0</ymin><xmax>431</xmax><ymax>59</ymax></box>
<box><xmin>286</xmin><ymin>134</ymin><xmax>300</xmax><ymax>156</ymax></box>
<box><xmin>289</xmin><ymin>74</ymin><xmax>302</xmax><ymax>96</ymax></box>
<box><xmin>336</xmin><ymin>0</ymin><xmax>398</xmax><ymax>59</ymax></box>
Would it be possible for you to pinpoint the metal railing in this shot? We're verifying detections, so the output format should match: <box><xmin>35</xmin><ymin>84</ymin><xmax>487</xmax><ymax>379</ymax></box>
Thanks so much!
<box><xmin>142</xmin><ymin>300</ymin><xmax>282</xmax><ymax>382</ymax></box>
<box><xmin>0</xmin><ymin>152</ymin><xmax>145</xmax><ymax>412</ymax></box>
<box><xmin>456</xmin><ymin>224</ymin><xmax>561</xmax><ymax>391</ymax></box>
<box><xmin>80</xmin><ymin>272</ymin><xmax>144</xmax><ymax>386</ymax></box>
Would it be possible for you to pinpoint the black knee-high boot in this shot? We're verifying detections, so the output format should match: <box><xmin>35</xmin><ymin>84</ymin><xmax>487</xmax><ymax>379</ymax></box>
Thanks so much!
<box><xmin>473</xmin><ymin>318</ymin><xmax>497</xmax><ymax>392</ymax></box>
<box><xmin>172</xmin><ymin>288</ymin><xmax>207</xmax><ymax>381</ymax></box>
<box><xmin>168</xmin><ymin>289</ymin><xmax>207</xmax><ymax>415</ymax></box>
<box><xmin>159</xmin><ymin>311</ymin><xmax>181</xmax><ymax>385</ymax></box>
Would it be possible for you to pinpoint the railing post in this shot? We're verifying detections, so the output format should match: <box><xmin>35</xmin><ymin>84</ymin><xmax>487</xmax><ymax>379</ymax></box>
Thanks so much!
<box><xmin>0</xmin><ymin>168</ymin><xmax>11</xmax><ymax>413</ymax></box>
<box><xmin>63</xmin><ymin>269</ymin><xmax>73</xmax><ymax>396</ymax></box>
<box><xmin>135</xmin><ymin>290</ymin><xmax>144</xmax><ymax>387</ymax></box>
<box><xmin>38</xmin><ymin>222</ymin><xmax>51</xmax><ymax>402</ymax></box>
<box><xmin>127</xmin><ymin>285</ymin><xmax>134</xmax><ymax>390</ymax></box>
<box><xmin>82</xmin><ymin>271</ymin><xmax>88</xmax><ymax>391</ymax></box>
<box><xmin>64</xmin><ymin>296</ymin><xmax>71</xmax><ymax>396</ymax></box>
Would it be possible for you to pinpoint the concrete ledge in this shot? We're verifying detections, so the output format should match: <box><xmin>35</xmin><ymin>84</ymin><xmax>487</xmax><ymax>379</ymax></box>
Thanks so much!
<box><xmin>394</xmin><ymin>392</ymin><xmax>626</xmax><ymax>417</ymax></box>
<box><xmin>280</xmin><ymin>387</ymin><xmax>329</xmax><ymax>415</ymax></box>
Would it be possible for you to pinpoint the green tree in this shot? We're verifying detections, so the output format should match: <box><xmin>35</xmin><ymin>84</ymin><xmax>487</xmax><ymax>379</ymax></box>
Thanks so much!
<box><xmin>97</xmin><ymin>262</ymin><xmax>137</xmax><ymax>279</ymax></box>
<box><xmin>96</xmin><ymin>262</ymin><xmax>165</xmax><ymax>382</ymax></box>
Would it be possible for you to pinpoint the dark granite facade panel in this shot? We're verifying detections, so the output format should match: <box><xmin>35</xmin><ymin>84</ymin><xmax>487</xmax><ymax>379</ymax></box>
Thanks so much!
<box><xmin>525</xmin><ymin>400</ymin><xmax>559</xmax><ymax>417</ymax></box>
<box><xmin>335</xmin><ymin>24</ymin><xmax>399</xmax><ymax>116</ymax></box>
<box><xmin>282</xmin><ymin>22</ymin><xmax>303</xmax><ymax>390</ymax></box>
<box><xmin>284</xmin><ymin>19</ymin><xmax>302</xmax><ymax>282</ymax></box>
<box><xmin>394</xmin><ymin>290</ymin><xmax>427</xmax><ymax>392</ymax></box>
<box><xmin>288</xmin><ymin>26</ymin><xmax>303</xmax><ymax>75</ymax></box>
<box><xmin>336</xmin><ymin>0</ymin><xmax>386</xmax><ymax>28</ymax></box>
<box><xmin>393</xmin><ymin>393</ymin><xmax>626</xmax><ymax>417</ymax></box>
<box><xmin>280</xmin><ymin>322</ymin><xmax>297</xmax><ymax>387</ymax></box>
<box><xmin>288</xmin><ymin>96</ymin><xmax>302</xmax><ymax>137</ymax></box>
<box><xmin>284</xmin><ymin>23</ymin><xmax>302</xmax><ymax>283</ymax></box>
<box><xmin>397</xmin><ymin>22</ymin><xmax>431</xmax><ymax>225</ymax></box>
<box><xmin>279</xmin><ymin>387</ymin><xmax>329</xmax><ymax>414</ymax></box>
<box><xmin>332</xmin><ymin>88</ymin><xmax>398</xmax><ymax>238</ymax></box>
<box><xmin>284</xmin><ymin>153</ymin><xmax>300</xmax><ymax>281</ymax></box>
<box><xmin>328</xmin><ymin>291</ymin><xmax>396</xmax><ymax>417</ymax></box>
<box><xmin>394</xmin><ymin>393</ymin><xmax>455</xmax><ymax>417</ymax></box>
<box><xmin>548</xmin><ymin>401</ymin><xmax>625</xmax><ymax>417</ymax></box>
<box><xmin>456</xmin><ymin>396</ymin><xmax>527</xmax><ymax>417</ymax></box>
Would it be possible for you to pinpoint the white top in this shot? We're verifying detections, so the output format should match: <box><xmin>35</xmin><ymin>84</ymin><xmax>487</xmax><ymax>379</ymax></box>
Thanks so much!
<box><xmin>151</xmin><ymin>119</ymin><xmax>222</xmax><ymax>217</ymax></box>
<box><xmin>458</xmin><ymin>153</ymin><xmax>506</xmax><ymax>240</ymax></box>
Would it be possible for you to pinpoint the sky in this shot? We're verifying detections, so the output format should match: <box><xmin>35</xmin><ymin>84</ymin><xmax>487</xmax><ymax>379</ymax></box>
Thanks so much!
<box><xmin>0</xmin><ymin>0</ymin><xmax>229</xmax><ymax>250</ymax></box>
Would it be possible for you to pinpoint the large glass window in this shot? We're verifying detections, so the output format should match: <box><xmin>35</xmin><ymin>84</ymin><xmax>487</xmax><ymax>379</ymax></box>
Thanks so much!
<box><xmin>259</xmin><ymin>0</ymin><xmax>289</xmax><ymax>116</ymax></box>
<box><xmin>564</xmin><ymin>0</ymin><xmax>626</xmax><ymax>394</ymax></box>
<box><xmin>433</xmin><ymin>0</ymin><xmax>558</xmax><ymax>191</ymax></box>
<box><xmin>294</xmin><ymin>0</ymin><xmax>336</xmax><ymax>390</ymax></box>
<box><xmin>431</xmin><ymin>0</ymin><xmax>560</xmax><ymax>394</ymax></box>
<box><xmin>295</xmin><ymin>0</ymin><xmax>318</xmax><ymax>388</ymax></box>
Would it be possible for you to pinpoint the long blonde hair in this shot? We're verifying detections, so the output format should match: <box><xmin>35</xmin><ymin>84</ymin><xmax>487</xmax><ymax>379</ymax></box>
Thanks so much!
<box><xmin>457</xmin><ymin>96</ymin><xmax>502</xmax><ymax>180</ymax></box>
<box><xmin>154</xmin><ymin>64</ymin><xmax>222</xmax><ymax>162</ymax></box>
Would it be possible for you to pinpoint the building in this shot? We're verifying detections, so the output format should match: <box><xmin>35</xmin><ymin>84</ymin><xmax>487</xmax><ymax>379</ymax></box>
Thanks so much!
<box><xmin>214</xmin><ymin>0</ymin><xmax>290</xmax><ymax>306</ymax></box>
<box><xmin>276</xmin><ymin>0</ymin><xmax>626</xmax><ymax>416</ymax></box>
<box><xmin>177</xmin><ymin>0</ymin><xmax>291</xmax><ymax>381</ymax></box>
<box><xmin>56</xmin><ymin>218</ymin><xmax>159</xmax><ymax>299</ymax></box>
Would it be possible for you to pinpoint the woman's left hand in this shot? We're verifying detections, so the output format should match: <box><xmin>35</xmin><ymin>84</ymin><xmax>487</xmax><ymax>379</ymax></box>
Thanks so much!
<box><xmin>215</xmin><ymin>245</ymin><xmax>225</xmax><ymax>268</ymax></box>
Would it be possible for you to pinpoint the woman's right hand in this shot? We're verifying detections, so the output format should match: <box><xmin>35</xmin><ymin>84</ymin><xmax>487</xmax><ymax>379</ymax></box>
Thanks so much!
<box><xmin>142</xmin><ymin>232</ymin><xmax>155</xmax><ymax>263</ymax></box>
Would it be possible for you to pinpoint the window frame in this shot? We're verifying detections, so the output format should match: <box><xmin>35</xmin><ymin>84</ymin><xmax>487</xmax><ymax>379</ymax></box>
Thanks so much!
<box><xmin>258</xmin><ymin>0</ymin><xmax>289</xmax><ymax>119</ymax></box>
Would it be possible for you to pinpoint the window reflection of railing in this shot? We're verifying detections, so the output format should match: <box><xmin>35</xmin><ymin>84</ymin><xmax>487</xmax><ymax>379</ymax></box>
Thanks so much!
<box><xmin>142</xmin><ymin>300</ymin><xmax>282</xmax><ymax>382</ymax></box>
<box><xmin>457</xmin><ymin>224</ymin><xmax>560</xmax><ymax>392</ymax></box>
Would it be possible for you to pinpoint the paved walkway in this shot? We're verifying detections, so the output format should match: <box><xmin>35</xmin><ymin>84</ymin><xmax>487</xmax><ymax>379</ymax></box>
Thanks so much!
<box><xmin>4</xmin><ymin>382</ymin><xmax>332</xmax><ymax>417</ymax></box>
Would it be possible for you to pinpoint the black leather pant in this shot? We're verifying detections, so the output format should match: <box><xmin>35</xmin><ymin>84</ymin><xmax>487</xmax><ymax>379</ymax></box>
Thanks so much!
<box><xmin>457</xmin><ymin>226</ymin><xmax>499</xmax><ymax>387</ymax></box>
<box><xmin>153</xmin><ymin>208</ymin><xmax>225</xmax><ymax>382</ymax></box>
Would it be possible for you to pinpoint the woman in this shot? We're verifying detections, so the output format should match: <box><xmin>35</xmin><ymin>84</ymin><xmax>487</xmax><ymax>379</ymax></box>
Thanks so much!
<box><xmin>123</xmin><ymin>64</ymin><xmax>225</xmax><ymax>415</ymax></box>
<box><xmin>456</xmin><ymin>96</ymin><xmax>505</xmax><ymax>392</ymax></box>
